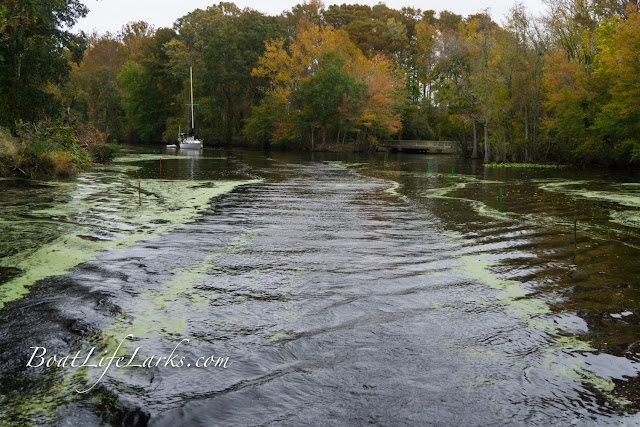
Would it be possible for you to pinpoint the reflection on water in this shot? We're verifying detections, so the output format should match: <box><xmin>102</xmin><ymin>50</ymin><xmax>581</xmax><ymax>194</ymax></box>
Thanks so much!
<box><xmin>0</xmin><ymin>147</ymin><xmax>639</xmax><ymax>425</ymax></box>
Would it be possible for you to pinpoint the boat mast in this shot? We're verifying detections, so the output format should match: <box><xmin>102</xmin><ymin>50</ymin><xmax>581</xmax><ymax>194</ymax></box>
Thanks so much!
<box><xmin>190</xmin><ymin>66</ymin><xmax>195</xmax><ymax>134</ymax></box>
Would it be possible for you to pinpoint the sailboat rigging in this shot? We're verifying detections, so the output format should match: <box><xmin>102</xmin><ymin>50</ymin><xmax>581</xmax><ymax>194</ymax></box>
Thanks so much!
<box><xmin>176</xmin><ymin>67</ymin><xmax>203</xmax><ymax>150</ymax></box>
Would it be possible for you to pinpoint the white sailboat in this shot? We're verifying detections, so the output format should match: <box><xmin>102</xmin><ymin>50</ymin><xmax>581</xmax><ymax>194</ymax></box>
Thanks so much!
<box><xmin>177</xmin><ymin>67</ymin><xmax>203</xmax><ymax>150</ymax></box>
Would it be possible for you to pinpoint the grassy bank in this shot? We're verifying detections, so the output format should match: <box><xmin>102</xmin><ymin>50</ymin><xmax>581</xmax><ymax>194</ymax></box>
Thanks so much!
<box><xmin>0</xmin><ymin>121</ymin><xmax>118</xmax><ymax>178</ymax></box>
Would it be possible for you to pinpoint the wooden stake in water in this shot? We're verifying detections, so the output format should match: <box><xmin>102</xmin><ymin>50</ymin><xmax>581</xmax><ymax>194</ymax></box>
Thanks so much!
<box><xmin>500</xmin><ymin>188</ymin><xmax>503</xmax><ymax>212</ymax></box>
<box><xmin>384</xmin><ymin>153</ymin><xmax>387</xmax><ymax>162</ymax></box>
<box><xmin>574</xmin><ymin>220</ymin><xmax>577</xmax><ymax>248</ymax></box>
<box><xmin>427</xmin><ymin>163</ymin><xmax>430</xmax><ymax>175</ymax></box>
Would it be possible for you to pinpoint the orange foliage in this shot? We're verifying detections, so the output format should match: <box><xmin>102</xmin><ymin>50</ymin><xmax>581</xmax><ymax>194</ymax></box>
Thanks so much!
<box><xmin>252</xmin><ymin>18</ymin><xmax>403</xmax><ymax>141</ymax></box>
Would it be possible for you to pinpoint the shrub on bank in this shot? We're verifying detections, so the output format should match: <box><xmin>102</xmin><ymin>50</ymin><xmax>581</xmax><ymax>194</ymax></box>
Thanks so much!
<box><xmin>0</xmin><ymin>121</ymin><xmax>118</xmax><ymax>178</ymax></box>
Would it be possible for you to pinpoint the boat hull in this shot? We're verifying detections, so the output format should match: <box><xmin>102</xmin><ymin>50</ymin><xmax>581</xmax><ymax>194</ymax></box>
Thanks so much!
<box><xmin>179</xmin><ymin>142</ymin><xmax>203</xmax><ymax>149</ymax></box>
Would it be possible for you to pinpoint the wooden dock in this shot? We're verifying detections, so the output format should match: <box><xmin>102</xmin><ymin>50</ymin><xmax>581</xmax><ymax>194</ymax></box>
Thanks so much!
<box><xmin>382</xmin><ymin>140</ymin><xmax>456</xmax><ymax>154</ymax></box>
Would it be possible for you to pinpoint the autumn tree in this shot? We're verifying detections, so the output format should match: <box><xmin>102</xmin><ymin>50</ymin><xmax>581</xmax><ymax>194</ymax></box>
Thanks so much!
<box><xmin>504</xmin><ymin>3</ymin><xmax>546</xmax><ymax>162</ymax></box>
<box><xmin>473</xmin><ymin>12</ymin><xmax>495</xmax><ymax>163</ymax></box>
<box><xmin>590</xmin><ymin>5</ymin><xmax>640</xmax><ymax>162</ymax></box>
<box><xmin>402</xmin><ymin>10</ymin><xmax>469</xmax><ymax>143</ymax></box>
<box><xmin>434</xmin><ymin>21</ymin><xmax>479</xmax><ymax>156</ymax></box>
<box><xmin>280</xmin><ymin>0</ymin><xmax>325</xmax><ymax>35</ymax></box>
<box><xmin>432</xmin><ymin>12</ymin><xmax>493</xmax><ymax>158</ymax></box>
<box><xmin>247</xmin><ymin>19</ymin><xmax>402</xmax><ymax>148</ymax></box>
<box><xmin>62</xmin><ymin>34</ymin><xmax>128</xmax><ymax>138</ymax></box>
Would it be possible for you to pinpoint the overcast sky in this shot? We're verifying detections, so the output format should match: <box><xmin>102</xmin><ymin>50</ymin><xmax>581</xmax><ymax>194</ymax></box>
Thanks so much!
<box><xmin>75</xmin><ymin>0</ymin><xmax>548</xmax><ymax>35</ymax></box>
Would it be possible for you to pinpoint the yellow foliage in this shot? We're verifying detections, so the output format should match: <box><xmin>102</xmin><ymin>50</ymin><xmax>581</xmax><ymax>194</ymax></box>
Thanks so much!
<box><xmin>249</xmin><ymin>17</ymin><xmax>404</xmax><ymax>144</ymax></box>
<box><xmin>253</xmin><ymin>18</ymin><xmax>363</xmax><ymax>97</ymax></box>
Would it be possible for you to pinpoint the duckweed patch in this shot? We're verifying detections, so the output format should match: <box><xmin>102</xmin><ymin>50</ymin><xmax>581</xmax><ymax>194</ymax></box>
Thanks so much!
<box><xmin>609</xmin><ymin>210</ymin><xmax>640</xmax><ymax>229</ymax></box>
<box><xmin>102</xmin><ymin>226</ymin><xmax>304</xmax><ymax>369</ymax></box>
<box><xmin>484</xmin><ymin>163</ymin><xmax>566</xmax><ymax>168</ymax></box>
<box><xmin>537</xmin><ymin>180</ymin><xmax>640</xmax><ymax>208</ymax></box>
<box><xmin>0</xmin><ymin>172</ymin><xmax>261</xmax><ymax>308</ymax></box>
<box><xmin>454</xmin><ymin>253</ymin><xmax>637</xmax><ymax>405</ymax></box>
<box><xmin>324</xmin><ymin>161</ymin><xmax>367</xmax><ymax>169</ymax></box>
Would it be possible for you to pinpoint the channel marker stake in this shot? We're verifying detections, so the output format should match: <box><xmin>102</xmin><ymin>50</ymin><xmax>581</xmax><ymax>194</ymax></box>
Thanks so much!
<box><xmin>452</xmin><ymin>167</ymin><xmax>454</xmax><ymax>179</ymax></box>
<box><xmin>384</xmin><ymin>153</ymin><xmax>387</xmax><ymax>163</ymax></box>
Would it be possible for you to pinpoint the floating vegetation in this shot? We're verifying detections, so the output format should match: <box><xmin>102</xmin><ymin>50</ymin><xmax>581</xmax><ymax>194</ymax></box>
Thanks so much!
<box><xmin>453</xmin><ymin>252</ymin><xmax>637</xmax><ymax>406</ymax></box>
<box><xmin>0</xmin><ymin>170</ymin><xmax>261</xmax><ymax>309</ymax></box>
<box><xmin>537</xmin><ymin>180</ymin><xmax>640</xmax><ymax>208</ymax></box>
<box><xmin>113</xmin><ymin>153</ymin><xmax>226</xmax><ymax>162</ymax></box>
<box><xmin>484</xmin><ymin>163</ymin><xmax>566</xmax><ymax>168</ymax></box>
<box><xmin>457</xmin><ymin>254</ymin><xmax>550</xmax><ymax>317</ymax></box>
<box><xmin>324</xmin><ymin>161</ymin><xmax>367</xmax><ymax>169</ymax></box>
<box><xmin>609</xmin><ymin>210</ymin><xmax>640</xmax><ymax>229</ymax></box>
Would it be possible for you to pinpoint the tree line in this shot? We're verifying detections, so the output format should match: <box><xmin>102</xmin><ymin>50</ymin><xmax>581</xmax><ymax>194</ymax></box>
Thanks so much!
<box><xmin>1</xmin><ymin>0</ymin><xmax>640</xmax><ymax>165</ymax></box>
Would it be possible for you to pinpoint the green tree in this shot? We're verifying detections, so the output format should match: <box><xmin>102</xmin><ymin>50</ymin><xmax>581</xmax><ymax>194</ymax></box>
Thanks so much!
<box><xmin>118</xmin><ymin>61</ymin><xmax>165</xmax><ymax>141</ymax></box>
<box><xmin>294</xmin><ymin>52</ymin><xmax>367</xmax><ymax>148</ymax></box>
<box><xmin>166</xmin><ymin>4</ymin><xmax>285</xmax><ymax>144</ymax></box>
<box><xmin>115</xmin><ymin>24</ymin><xmax>179</xmax><ymax>141</ymax></box>
<box><xmin>200</xmin><ymin>8</ymin><xmax>285</xmax><ymax>143</ymax></box>
<box><xmin>0</xmin><ymin>4</ymin><xmax>7</xmax><ymax>43</ymax></box>
<box><xmin>0</xmin><ymin>0</ymin><xmax>88</xmax><ymax>128</ymax></box>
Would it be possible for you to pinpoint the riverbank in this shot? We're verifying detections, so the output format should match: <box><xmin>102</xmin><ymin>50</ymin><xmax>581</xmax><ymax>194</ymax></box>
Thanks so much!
<box><xmin>0</xmin><ymin>122</ymin><xmax>118</xmax><ymax>179</ymax></box>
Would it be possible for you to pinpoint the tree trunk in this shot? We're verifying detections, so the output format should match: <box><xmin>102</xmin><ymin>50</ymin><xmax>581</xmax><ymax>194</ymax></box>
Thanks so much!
<box><xmin>503</xmin><ymin>133</ymin><xmax>507</xmax><ymax>162</ymax></box>
<box><xmin>471</xmin><ymin>117</ymin><xmax>479</xmax><ymax>158</ymax></box>
<box><xmin>483</xmin><ymin>118</ymin><xmax>490</xmax><ymax>163</ymax></box>
<box><xmin>481</xmin><ymin>12</ymin><xmax>491</xmax><ymax>164</ymax></box>
<box><xmin>524</xmin><ymin>103</ymin><xmax>529</xmax><ymax>162</ymax></box>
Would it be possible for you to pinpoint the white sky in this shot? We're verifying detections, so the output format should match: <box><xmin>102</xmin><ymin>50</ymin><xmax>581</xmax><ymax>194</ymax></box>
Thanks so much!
<box><xmin>75</xmin><ymin>1</ymin><xmax>548</xmax><ymax>35</ymax></box>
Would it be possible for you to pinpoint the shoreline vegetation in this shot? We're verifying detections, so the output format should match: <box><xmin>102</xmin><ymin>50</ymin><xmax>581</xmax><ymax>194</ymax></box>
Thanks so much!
<box><xmin>0</xmin><ymin>122</ymin><xmax>118</xmax><ymax>178</ymax></box>
<box><xmin>2</xmin><ymin>1</ymin><xmax>640</xmax><ymax>178</ymax></box>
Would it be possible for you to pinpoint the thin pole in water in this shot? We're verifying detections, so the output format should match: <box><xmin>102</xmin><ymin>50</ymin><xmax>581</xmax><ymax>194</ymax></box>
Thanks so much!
<box><xmin>452</xmin><ymin>167</ymin><xmax>454</xmax><ymax>179</ymax></box>
<box><xmin>139</xmin><ymin>181</ymin><xmax>141</xmax><ymax>204</ymax></box>
<box><xmin>384</xmin><ymin>153</ymin><xmax>387</xmax><ymax>162</ymax></box>
<box><xmin>190</xmin><ymin>67</ymin><xmax>195</xmax><ymax>132</ymax></box>
<box><xmin>427</xmin><ymin>162</ymin><xmax>430</xmax><ymax>175</ymax></box>
<box><xmin>160</xmin><ymin>158</ymin><xmax>162</xmax><ymax>177</ymax></box>
<box><xmin>574</xmin><ymin>220</ymin><xmax>577</xmax><ymax>248</ymax></box>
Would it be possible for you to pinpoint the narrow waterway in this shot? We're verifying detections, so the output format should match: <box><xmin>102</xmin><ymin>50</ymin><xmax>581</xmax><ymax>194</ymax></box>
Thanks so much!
<box><xmin>1</xmin><ymin>147</ymin><xmax>639</xmax><ymax>425</ymax></box>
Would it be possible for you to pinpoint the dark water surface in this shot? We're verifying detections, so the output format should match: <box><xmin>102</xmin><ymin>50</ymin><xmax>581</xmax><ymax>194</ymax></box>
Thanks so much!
<box><xmin>1</xmin><ymin>146</ymin><xmax>639</xmax><ymax>425</ymax></box>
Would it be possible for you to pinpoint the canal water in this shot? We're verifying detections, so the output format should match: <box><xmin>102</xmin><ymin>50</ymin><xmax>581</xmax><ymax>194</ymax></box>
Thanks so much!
<box><xmin>0</xmin><ymin>146</ymin><xmax>639</xmax><ymax>425</ymax></box>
